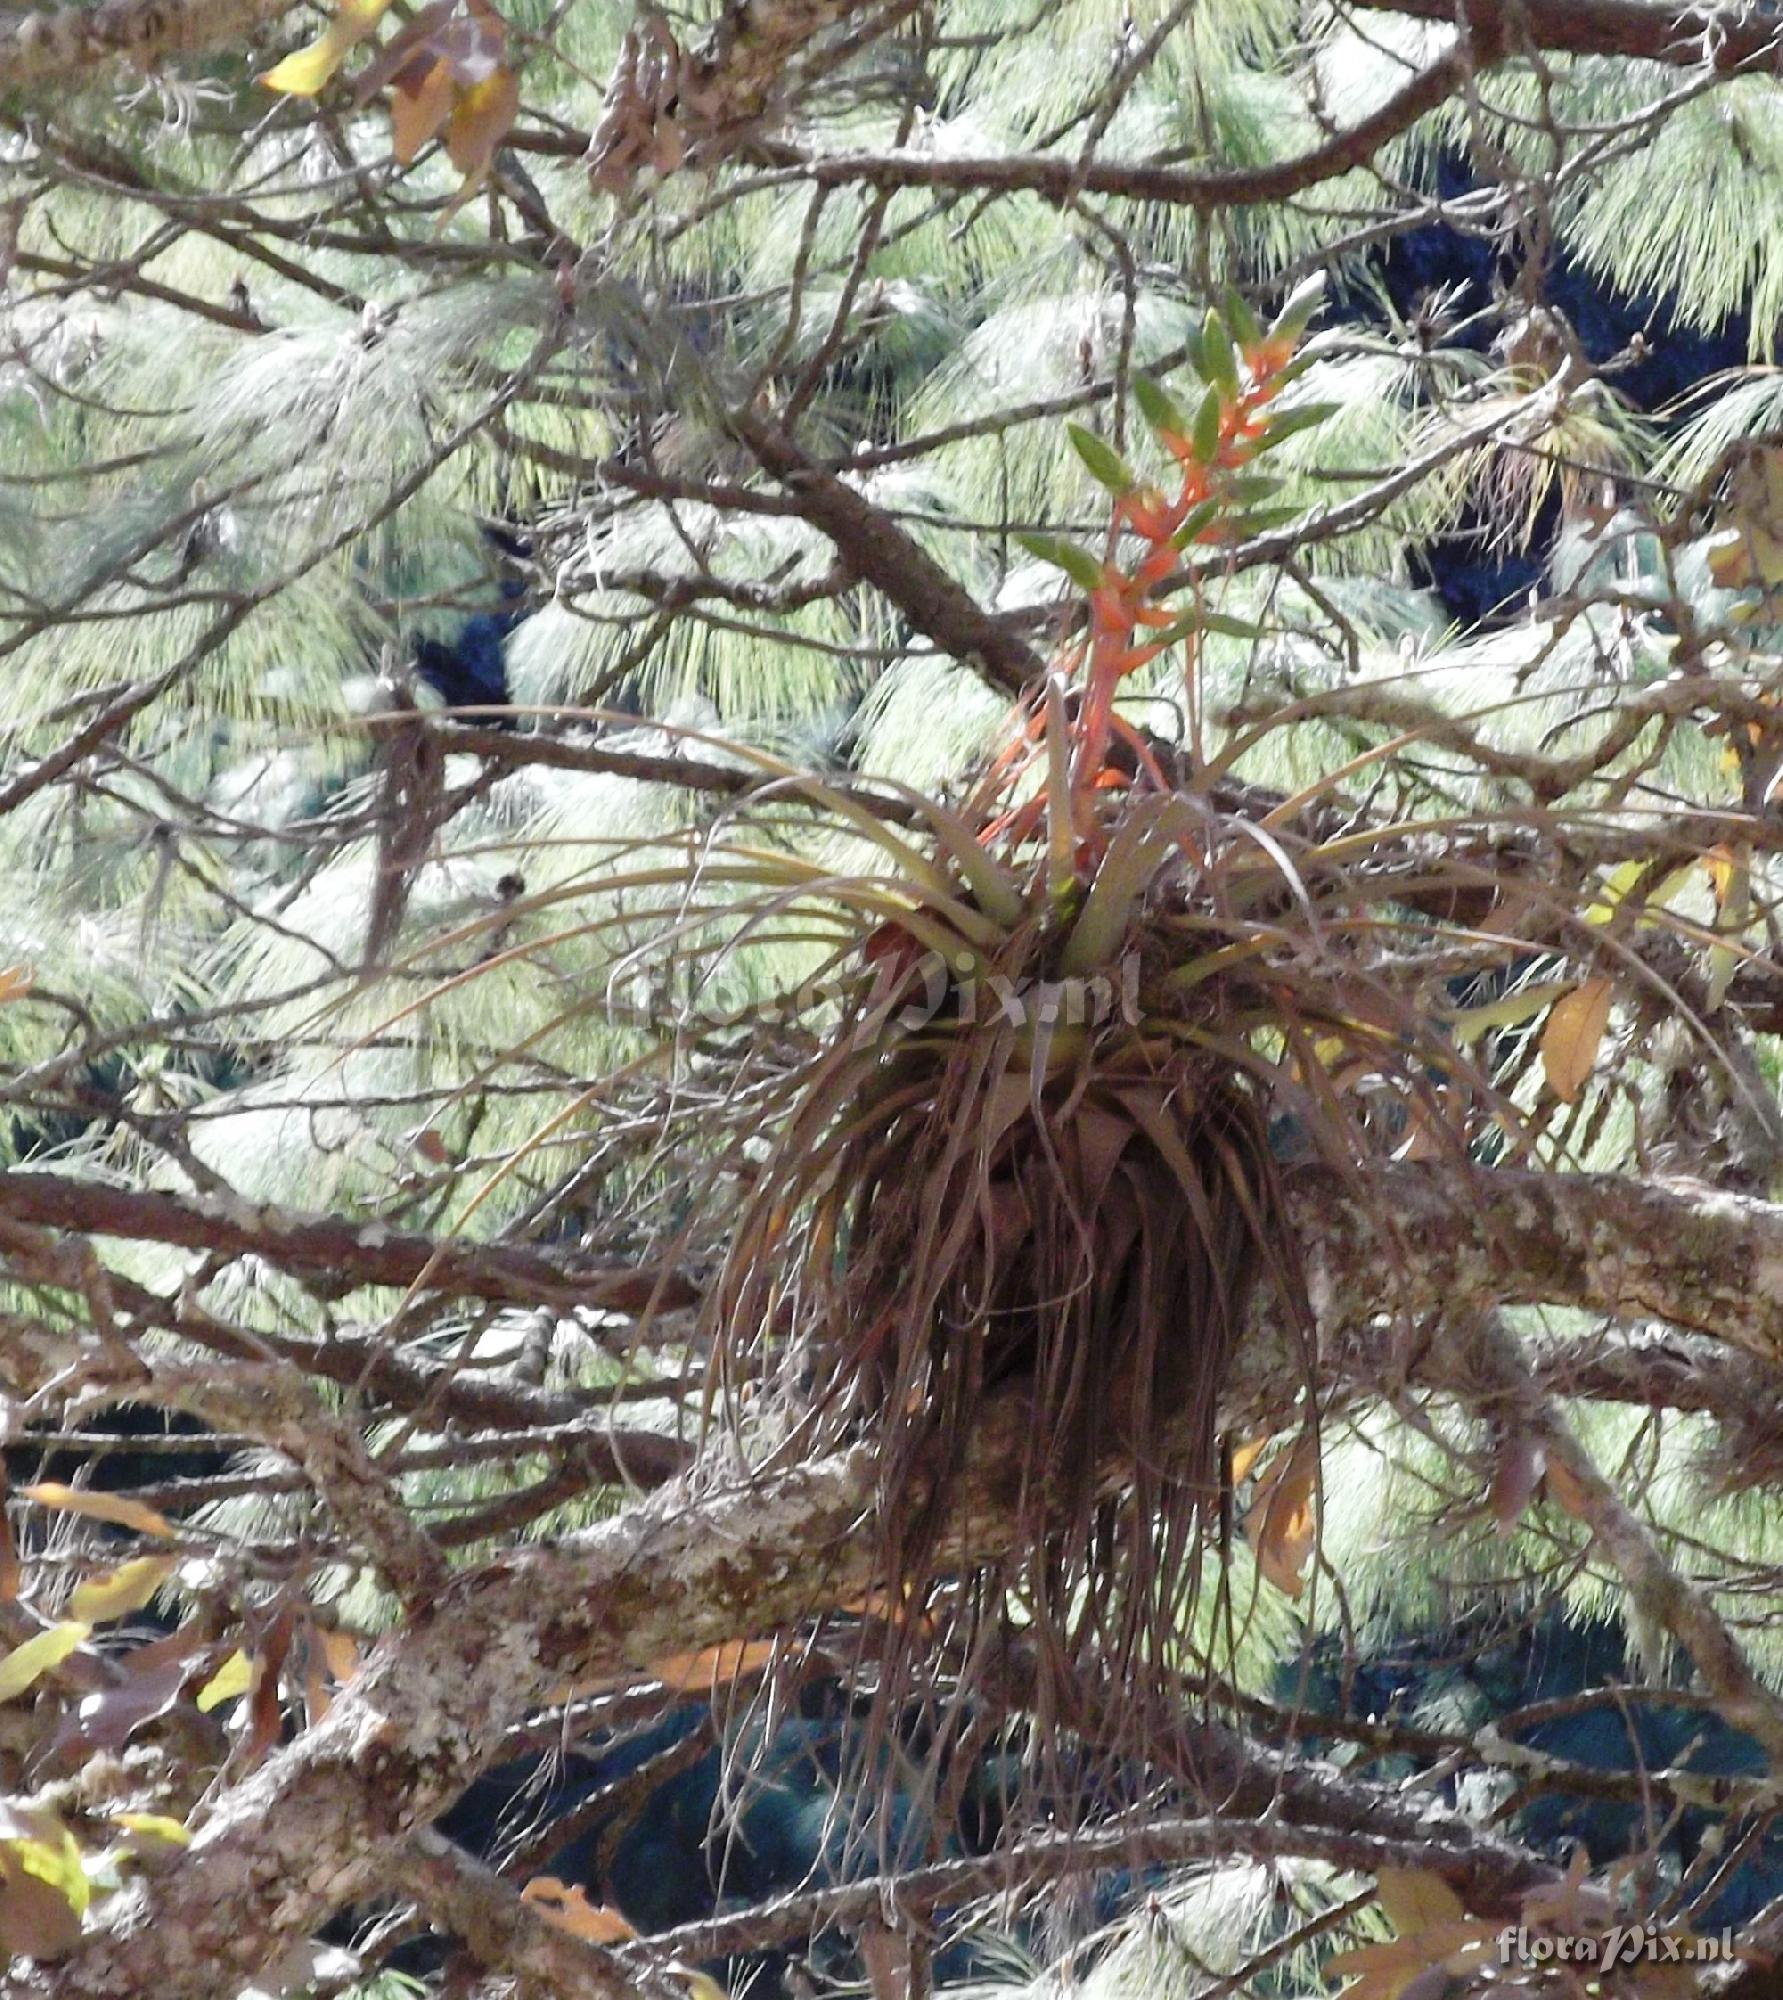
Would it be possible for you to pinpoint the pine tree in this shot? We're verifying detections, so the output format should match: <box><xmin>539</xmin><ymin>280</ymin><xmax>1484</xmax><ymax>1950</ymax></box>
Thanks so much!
<box><xmin>7</xmin><ymin>3</ymin><xmax>1783</xmax><ymax>1997</ymax></box>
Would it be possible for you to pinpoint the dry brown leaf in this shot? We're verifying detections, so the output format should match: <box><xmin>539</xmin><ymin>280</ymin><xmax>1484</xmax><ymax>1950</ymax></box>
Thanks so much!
<box><xmin>22</xmin><ymin>1483</ymin><xmax>174</xmax><ymax>1539</ymax></box>
<box><xmin>1228</xmin><ymin>1432</ymin><xmax>1272</xmax><ymax>1487</ymax></box>
<box><xmin>651</xmin><ymin>1638</ymin><xmax>779</xmax><ymax>1693</ymax></box>
<box><xmin>1539</xmin><ymin>977</ymin><xmax>1613</xmax><ymax>1103</ymax></box>
<box><xmin>1325</xmin><ymin>1921</ymin><xmax>1498</xmax><ymax>2000</ymax></box>
<box><xmin>0</xmin><ymin>1860</ymin><xmax>83</xmax><ymax>1961</ymax></box>
<box><xmin>390</xmin><ymin>56</ymin><xmax>455</xmax><ymax>162</ymax></box>
<box><xmin>0</xmin><ymin>967</ymin><xmax>34</xmax><ymax>1003</ymax></box>
<box><xmin>0</xmin><ymin>1805</ymin><xmax>88</xmax><ymax>1961</ymax></box>
<box><xmin>443</xmin><ymin>66</ymin><xmax>518</xmax><ymax>179</ymax></box>
<box><xmin>521</xmin><ymin>1876</ymin><xmax>636</xmax><ymax>1943</ymax></box>
<box><xmin>1243</xmin><ymin>1430</ymin><xmax>1318</xmax><ymax>1598</ymax></box>
<box><xmin>1541</xmin><ymin>1455</ymin><xmax>1594</xmax><ymax>1525</ymax></box>
<box><xmin>1487</xmin><ymin>1435</ymin><xmax>1546</xmax><ymax>1536</ymax></box>
<box><xmin>317</xmin><ymin>1626</ymin><xmax>362</xmax><ymax>1684</ymax></box>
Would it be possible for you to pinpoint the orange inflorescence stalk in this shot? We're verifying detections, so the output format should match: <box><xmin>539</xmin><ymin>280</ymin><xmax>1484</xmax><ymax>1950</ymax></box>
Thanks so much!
<box><xmin>1068</xmin><ymin>341</ymin><xmax>1291</xmax><ymax>823</ymax></box>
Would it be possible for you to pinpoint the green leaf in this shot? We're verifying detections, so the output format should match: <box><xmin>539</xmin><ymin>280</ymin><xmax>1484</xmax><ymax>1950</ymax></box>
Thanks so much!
<box><xmin>1268</xmin><ymin>271</ymin><xmax>1327</xmax><ymax>344</ymax></box>
<box><xmin>1168</xmin><ymin>498</ymin><xmax>1222</xmax><ymax>548</ymax></box>
<box><xmin>1182</xmin><ymin>322</ymin><xmax>1208</xmax><ymax>380</ymax></box>
<box><xmin>1015</xmin><ymin>532</ymin><xmax>1104</xmax><ymax>591</ymax></box>
<box><xmin>1194</xmin><ymin>609</ymin><xmax>1269</xmax><ymax>640</ymax></box>
<box><xmin>1221</xmin><ymin>472</ymin><xmax>1284</xmax><ymax>505</ymax></box>
<box><xmin>1065</xmin><ymin>423</ymin><xmax>1135</xmax><ymax>495</ymax></box>
<box><xmin>1222</xmin><ymin>286</ymin><xmax>1263</xmax><ymax>347</ymax></box>
<box><xmin>1191</xmin><ymin>386</ymin><xmax>1223</xmax><ymax>464</ymax></box>
<box><xmin>1253</xmin><ymin>402</ymin><xmax>1342</xmax><ymax>450</ymax></box>
<box><xmin>1200</xmin><ymin>308</ymin><xmax>1238</xmax><ymax>399</ymax></box>
<box><xmin>1133</xmin><ymin>373</ymin><xmax>1189</xmax><ymax>439</ymax></box>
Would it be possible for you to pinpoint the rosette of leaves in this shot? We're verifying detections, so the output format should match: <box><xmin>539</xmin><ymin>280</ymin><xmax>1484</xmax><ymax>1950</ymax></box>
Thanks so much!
<box><xmin>705</xmin><ymin>283</ymin><xmax>1505</xmax><ymax>1751</ymax></box>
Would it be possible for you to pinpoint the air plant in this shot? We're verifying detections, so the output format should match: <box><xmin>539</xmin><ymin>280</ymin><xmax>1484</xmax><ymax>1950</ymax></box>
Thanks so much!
<box><xmin>703</xmin><ymin>278</ymin><xmax>1520</xmax><ymax>1763</ymax></box>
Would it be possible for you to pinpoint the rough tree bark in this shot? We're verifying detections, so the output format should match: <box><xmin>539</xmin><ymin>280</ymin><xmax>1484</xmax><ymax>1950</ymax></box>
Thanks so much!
<box><xmin>10</xmin><ymin>1160</ymin><xmax>1783</xmax><ymax>2000</ymax></box>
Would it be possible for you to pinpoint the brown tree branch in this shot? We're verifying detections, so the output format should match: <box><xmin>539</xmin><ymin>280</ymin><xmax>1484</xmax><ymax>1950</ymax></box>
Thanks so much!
<box><xmin>23</xmin><ymin>1163</ymin><xmax>1783</xmax><ymax>1996</ymax></box>
<box><xmin>0</xmin><ymin>1170</ymin><xmax>693</xmax><ymax>1316</ymax></box>
<box><xmin>1345</xmin><ymin>0</ymin><xmax>1783</xmax><ymax>73</ymax></box>
<box><xmin>750</xmin><ymin>48</ymin><xmax>1477</xmax><ymax>210</ymax></box>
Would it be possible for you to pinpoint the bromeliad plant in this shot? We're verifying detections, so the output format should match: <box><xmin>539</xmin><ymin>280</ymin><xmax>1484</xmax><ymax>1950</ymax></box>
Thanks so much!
<box><xmin>707</xmin><ymin>278</ymin><xmax>1518</xmax><ymax>1735</ymax></box>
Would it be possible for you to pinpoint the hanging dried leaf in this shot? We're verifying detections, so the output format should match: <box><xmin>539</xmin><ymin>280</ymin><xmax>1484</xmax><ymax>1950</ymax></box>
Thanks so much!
<box><xmin>521</xmin><ymin>1877</ymin><xmax>637</xmax><ymax>1943</ymax></box>
<box><xmin>1488</xmin><ymin>1435</ymin><xmax>1546</xmax><ymax>1535</ymax></box>
<box><xmin>317</xmin><ymin>1626</ymin><xmax>361</xmax><ymax>1684</ymax></box>
<box><xmin>1243</xmin><ymin>1431</ymin><xmax>1318</xmax><ymax>1598</ymax></box>
<box><xmin>443</xmin><ymin>66</ymin><xmax>519</xmax><ymax>181</ymax></box>
<box><xmin>390</xmin><ymin>57</ymin><xmax>455</xmax><ymax>163</ymax></box>
<box><xmin>1543</xmin><ymin>1456</ymin><xmax>1594</xmax><ymax>1525</ymax></box>
<box><xmin>69</xmin><ymin>1555</ymin><xmax>175</xmax><ymax>1624</ymax></box>
<box><xmin>1228</xmin><ymin>1431</ymin><xmax>1272</xmax><ymax>1487</ymax></box>
<box><xmin>0</xmin><ymin>1622</ymin><xmax>90</xmax><ymax>1703</ymax></box>
<box><xmin>21</xmin><ymin>1483</ymin><xmax>174</xmax><ymax>1539</ymax></box>
<box><xmin>1707</xmin><ymin>446</ymin><xmax>1783</xmax><ymax>593</ymax></box>
<box><xmin>1539</xmin><ymin>977</ymin><xmax>1613</xmax><ymax>1104</ymax></box>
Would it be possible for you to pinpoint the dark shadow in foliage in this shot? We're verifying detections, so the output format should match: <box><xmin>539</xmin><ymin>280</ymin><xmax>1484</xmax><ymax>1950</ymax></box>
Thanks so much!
<box><xmin>424</xmin><ymin>1682</ymin><xmax>1020</xmax><ymax>1994</ymax></box>
<box><xmin>1344</xmin><ymin>155</ymin><xmax>1750</xmax><ymax>628</ymax></box>
<box><xmin>1287</xmin><ymin>1614</ymin><xmax>1783</xmax><ymax>1931</ymax></box>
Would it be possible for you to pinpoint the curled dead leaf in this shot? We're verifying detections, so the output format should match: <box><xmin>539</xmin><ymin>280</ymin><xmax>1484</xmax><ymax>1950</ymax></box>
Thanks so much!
<box><xmin>1539</xmin><ymin>977</ymin><xmax>1612</xmax><ymax>1104</ymax></box>
<box><xmin>1243</xmin><ymin>1430</ymin><xmax>1318</xmax><ymax>1598</ymax></box>
<box><xmin>521</xmin><ymin>1876</ymin><xmax>636</xmax><ymax>1944</ymax></box>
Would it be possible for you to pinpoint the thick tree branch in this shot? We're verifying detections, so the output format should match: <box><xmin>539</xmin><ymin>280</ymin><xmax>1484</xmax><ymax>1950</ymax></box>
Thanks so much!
<box><xmin>0</xmin><ymin>1170</ymin><xmax>693</xmax><ymax>1316</ymax></box>
<box><xmin>751</xmin><ymin>49</ymin><xmax>1476</xmax><ymax>210</ymax></box>
<box><xmin>25</xmin><ymin>1162</ymin><xmax>1783</xmax><ymax>1996</ymax></box>
<box><xmin>1346</xmin><ymin>0</ymin><xmax>1783</xmax><ymax>73</ymax></box>
<box><xmin>725</xmin><ymin>405</ymin><xmax>1048</xmax><ymax>698</ymax></box>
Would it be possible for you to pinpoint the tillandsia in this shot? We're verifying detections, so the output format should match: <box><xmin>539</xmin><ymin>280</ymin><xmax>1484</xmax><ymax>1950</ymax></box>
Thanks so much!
<box><xmin>702</xmin><ymin>278</ymin><xmax>1532</xmax><ymax>1768</ymax></box>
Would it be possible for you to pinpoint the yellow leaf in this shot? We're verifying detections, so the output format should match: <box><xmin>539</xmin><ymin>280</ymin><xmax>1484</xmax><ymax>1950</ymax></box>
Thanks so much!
<box><xmin>195</xmin><ymin>1650</ymin><xmax>252</xmax><ymax>1711</ymax></box>
<box><xmin>258</xmin><ymin>0</ymin><xmax>393</xmax><ymax>94</ymax></box>
<box><xmin>0</xmin><ymin>1623</ymin><xmax>90</xmax><ymax>1704</ymax></box>
<box><xmin>108</xmin><ymin>1812</ymin><xmax>189</xmax><ymax>1847</ymax></box>
<box><xmin>1228</xmin><ymin>1432</ymin><xmax>1272</xmax><ymax>1487</ymax></box>
<box><xmin>1377</xmin><ymin>1868</ymin><xmax>1465</xmax><ymax>1935</ymax></box>
<box><xmin>0</xmin><ymin>967</ymin><xmax>33</xmax><ymax>1001</ymax></box>
<box><xmin>257</xmin><ymin>25</ymin><xmax>355</xmax><ymax>93</ymax></box>
<box><xmin>673</xmin><ymin>1971</ymin><xmax>728</xmax><ymax>2000</ymax></box>
<box><xmin>70</xmin><ymin>1555</ymin><xmax>175</xmax><ymax>1624</ymax></box>
<box><xmin>1539</xmin><ymin>977</ymin><xmax>1612</xmax><ymax>1104</ymax></box>
<box><xmin>521</xmin><ymin>1877</ymin><xmax>636</xmax><ymax>1943</ymax></box>
<box><xmin>22</xmin><ymin>1484</ymin><xmax>173</xmax><ymax>1539</ymax></box>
